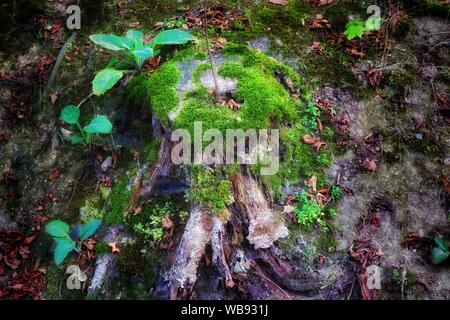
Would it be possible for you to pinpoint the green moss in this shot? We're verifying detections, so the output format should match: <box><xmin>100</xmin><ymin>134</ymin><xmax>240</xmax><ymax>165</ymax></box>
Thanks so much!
<box><xmin>172</xmin><ymin>46</ymin><xmax>208</xmax><ymax>62</ymax></box>
<box><xmin>127</xmin><ymin>74</ymin><xmax>150</xmax><ymax>106</ymax></box>
<box><xmin>146</xmin><ymin>62</ymin><xmax>181</xmax><ymax>125</ymax></box>
<box><xmin>316</xmin><ymin>230</ymin><xmax>337</xmax><ymax>254</ymax></box>
<box><xmin>79</xmin><ymin>192</ymin><xmax>108</xmax><ymax>223</ymax></box>
<box><xmin>94</xmin><ymin>241</ymin><xmax>111</xmax><ymax>256</ymax></box>
<box><xmin>143</xmin><ymin>139</ymin><xmax>161</xmax><ymax>163</ymax></box>
<box><xmin>192</xmin><ymin>63</ymin><xmax>213</xmax><ymax>84</ymax></box>
<box><xmin>105</xmin><ymin>177</ymin><xmax>132</xmax><ymax>226</ymax></box>
<box><xmin>187</xmin><ymin>165</ymin><xmax>231</xmax><ymax>215</ymax></box>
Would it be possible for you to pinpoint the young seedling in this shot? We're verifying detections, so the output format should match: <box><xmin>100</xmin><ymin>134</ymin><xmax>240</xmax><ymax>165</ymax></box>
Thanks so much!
<box><xmin>89</xmin><ymin>29</ymin><xmax>197</xmax><ymax>96</ymax></box>
<box><xmin>60</xmin><ymin>105</ymin><xmax>112</xmax><ymax>146</ymax></box>
<box><xmin>431</xmin><ymin>237</ymin><xmax>449</xmax><ymax>265</ymax></box>
<box><xmin>45</xmin><ymin>219</ymin><xmax>102</xmax><ymax>265</ymax></box>
<box><xmin>344</xmin><ymin>17</ymin><xmax>382</xmax><ymax>40</ymax></box>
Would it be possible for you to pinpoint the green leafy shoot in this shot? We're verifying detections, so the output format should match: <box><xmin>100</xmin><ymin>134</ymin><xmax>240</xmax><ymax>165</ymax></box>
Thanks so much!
<box><xmin>431</xmin><ymin>237</ymin><xmax>449</xmax><ymax>265</ymax></box>
<box><xmin>344</xmin><ymin>19</ymin><xmax>366</xmax><ymax>40</ymax></box>
<box><xmin>60</xmin><ymin>106</ymin><xmax>112</xmax><ymax>145</ymax></box>
<box><xmin>45</xmin><ymin>219</ymin><xmax>102</xmax><ymax>266</ymax></box>
<box><xmin>90</xmin><ymin>29</ymin><xmax>197</xmax><ymax>72</ymax></box>
<box><xmin>92</xmin><ymin>69</ymin><xmax>124</xmax><ymax>96</ymax></box>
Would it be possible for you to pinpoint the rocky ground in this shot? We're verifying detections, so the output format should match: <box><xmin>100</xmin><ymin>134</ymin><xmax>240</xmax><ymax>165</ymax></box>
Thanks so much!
<box><xmin>0</xmin><ymin>0</ymin><xmax>449</xmax><ymax>300</ymax></box>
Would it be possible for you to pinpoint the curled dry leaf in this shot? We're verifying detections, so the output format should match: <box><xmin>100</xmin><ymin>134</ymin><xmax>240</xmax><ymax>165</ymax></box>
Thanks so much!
<box><xmin>309</xmin><ymin>14</ymin><xmax>331</xmax><ymax>29</ymax></box>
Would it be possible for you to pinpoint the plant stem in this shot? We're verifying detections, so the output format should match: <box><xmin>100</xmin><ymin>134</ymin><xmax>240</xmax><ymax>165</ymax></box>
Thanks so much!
<box><xmin>75</xmin><ymin>122</ymin><xmax>88</xmax><ymax>145</ymax></box>
<box><xmin>203</xmin><ymin>0</ymin><xmax>219</xmax><ymax>97</ymax></box>
<box><xmin>77</xmin><ymin>93</ymin><xmax>94</xmax><ymax>108</ymax></box>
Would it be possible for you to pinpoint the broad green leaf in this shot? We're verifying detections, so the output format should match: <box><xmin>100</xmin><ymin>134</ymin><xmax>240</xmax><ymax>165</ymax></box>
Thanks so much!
<box><xmin>344</xmin><ymin>19</ymin><xmax>366</xmax><ymax>40</ymax></box>
<box><xmin>365</xmin><ymin>17</ymin><xmax>382</xmax><ymax>31</ymax></box>
<box><xmin>133</xmin><ymin>48</ymin><xmax>155</xmax><ymax>61</ymax></box>
<box><xmin>60</xmin><ymin>105</ymin><xmax>80</xmax><ymax>125</ymax></box>
<box><xmin>83</xmin><ymin>115</ymin><xmax>113</xmax><ymax>134</ymax></box>
<box><xmin>127</xmin><ymin>30</ymin><xmax>144</xmax><ymax>49</ymax></box>
<box><xmin>92</xmin><ymin>69</ymin><xmax>124</xmax><ymax>96</ymax></box>
<box><xmin>431</xmin><ymin>247</ymin><xmax>449</xmax><ymax>265</ymax></box>
<box><xmin>434</xmin><ymin>237</ymin><xmax>449</xmax><ymax>251</ymax></box>
<box><xmin>45</xmin><ymin>220</ymin><xmax>70</xmax><ymax>238</ymax></box>
<box><xmin>70</xmin><ymin>135</ymin><xmax>84</xmax><ymax>145</ymax></box>
<box><xmin>54</xmin><ymin>238</ymin><xmax>76</xmax><ymax>265</ymax></box>
<box><xmin>78</xmin><ymin>219</ymin><xmax>102</xmax><ymax>241</ymax></box>
<box><xmin>90</xmin><ymin>34</ymin><xmax>126</xmax><ymax>51</ymax></box>
<box><xmin>120</xmin><ymin>37</ymin><xmax>133</xmax><ymax>50</ymax></box>
<box><xmin>152</xmin><ymin>29</ymin><xmax>197</xmax><ymax>46</ymax></box>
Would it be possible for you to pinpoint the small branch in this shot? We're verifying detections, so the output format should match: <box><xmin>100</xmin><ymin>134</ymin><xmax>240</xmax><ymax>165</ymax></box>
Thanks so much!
<box><xmin>47</xmin><ymin>32</ymin><xmax>77</xmax><ymax>90</ymax></box>
<box><xmin>77</xmin><ymin>93</ymin><xmax>94</xmax><ymax>108</ymax></box>
<box><xmin>204</xmin><ymin>0</ymin><xmax>219</xmax><ymax>96</ymax></box>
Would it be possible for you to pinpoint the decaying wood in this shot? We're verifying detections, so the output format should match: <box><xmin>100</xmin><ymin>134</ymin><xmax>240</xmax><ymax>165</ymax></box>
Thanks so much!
<box><xmin>231</xmin><ymin>172</ymin><xmax>289</xmax><ymax>249</ymax></box>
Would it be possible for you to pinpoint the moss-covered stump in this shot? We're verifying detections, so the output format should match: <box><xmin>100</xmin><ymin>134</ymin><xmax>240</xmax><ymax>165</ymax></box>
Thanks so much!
<box><xmin>128</xmin><ymin>45</ymin><xmax>333</xmax><ymax>200</ymax></box>
<box><xmin>123</xmin><ymin>45</ymin><xmax>337</xmax><ymax>299</ymax></box>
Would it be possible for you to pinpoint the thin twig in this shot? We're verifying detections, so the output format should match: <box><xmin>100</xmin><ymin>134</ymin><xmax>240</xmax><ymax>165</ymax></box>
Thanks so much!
<box><xmin>204</xmin><ymin>0</ymin><xmax>219</xmax><ymax>96</ymax></box>
<box><xmin>47</xmin><ymin>32</ymin><xmax>77</xmax><ymax>90</ymax></box>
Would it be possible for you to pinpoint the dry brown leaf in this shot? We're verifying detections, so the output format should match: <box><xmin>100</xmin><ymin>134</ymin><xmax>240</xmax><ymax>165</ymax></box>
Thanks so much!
<box><xmin>306</xmin><ymin>175</ymin><xmax>318</xmax><ymax>193</ymax></box>
<box><xmin>50</xmin><ymin>94</ymin><xmax>58</xmax><ymax>105</ymax></box>
<box><xmin>162</xmin><ymin>215</ymin><xmax>174</xmax><ymax>230</ymax></box>
<box><xmin>128</xmin><ymin>22</ymin><xmax>140</xmax><ymax>28</ymax></box>
<box><xmin>362</xmin><ymin>158</ymin><xmax>377</xmax><ymax>172</ymax></box>
<box><xmin>108</xmin><ymin>242</ymin><xmax>120</xmax><ymax>254</ymax></box>
<box><xmin>268</xmin><ymin>0</ymin><xmax>288</xmax><ymax>5</ymax></box>
<box><xmin>310</xmin><ymin>41</ymin><xmax>323</xmax><ymax>53</ymax></box>
<box><xmin>283</xmin><ymin>205</ymin><xmax>295</xmax><ymax>215</ymax></box>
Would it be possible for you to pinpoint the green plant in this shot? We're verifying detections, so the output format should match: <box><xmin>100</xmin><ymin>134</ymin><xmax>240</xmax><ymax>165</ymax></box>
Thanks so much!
<box><xmin>89</xmin><ymin>29</ymin><xmax>197</xmax><ymax>96</ymax></box>
<box><xmin>186</xmin><ymin>166</ymin><xmax>231</xmax><ymax>214</ymax></box>
<box><xmin>60</xmin><ymin>105</ymin><xmax>112</xmax><ymax>145</ymax></box>
<box><xmin>344</xmin><ymin>17</ymin><xmax>382</xmax><ymax>40</ymax></box>
<box><xmin>431</xmin><ymin>237</ymin><xmax>449</xmax><ymax>265</ymax></box>
<box><xmin>294</xmin><ymin>191</ymin><xmax>326</xmax><ymax>229</ymax></box>
<box><xmin>331</xmin><ymin>186</ymin><xmax>343</xmax><ymax>199</ymax></box>
<box><xmin>45</xmin><ymin>219</ymin><xmax>102</xmax><ymax>265</ymax></box>
<box><xmin>301</xmin><ymin>101</ymin><xmax>320</xmax><ymax>130</ymax></box>
<box><xmin>132</xmin><ymin>203</ymin><xmax>173</xmax><ymax>247</ymax></box>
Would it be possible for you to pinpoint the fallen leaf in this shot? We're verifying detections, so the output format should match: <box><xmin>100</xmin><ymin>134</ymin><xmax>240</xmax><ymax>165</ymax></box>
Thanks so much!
<box><xmin>283</xmin><ymin>205</ymin><xmax>295</xmax><ymax>215</ymax></box>
<box><xmin>346</xmin><ymin>47</ymin><xmax>365</xmax><ymax>58</ymax></box>
<box><xmin>24</xmin><ymin>236</ymin><xmax>36</xmax><ymax>245</ymax></box>
<box><xmin>310</xmin><ymin>41</ymin><xmax>323</xmax><ymax>53</ymax></box>
<box><xmin>162</xmin><ymin>216</ymin><xmax>174</xmax><ymax>230</ymax></box>
<box><xmin>309</xmin><ymin>14</ymin><xmax>331</xmax><ymax>29</ymax></box>
<box><xmin>108</xmin><ymin>242</ymin><xmax>120</xmax><ymax>254</ymax></box>
<box><xmin>303</xmin><ymin>134</ymin><xmax>316</xmax><ymax>144</ymax></box>
<box><xmin>128</xmin><ymin>22</ymin><xmax>140</xmax><ymax>28</ymax></box>
<box><xmin>50</xmin><ymin>94</ymin><xmax>58</xmax><ymax>105</ymax></box>
<box><xmin>268</xmin><ymin>0</ymin><xmax>287</xmax><ymax>5</ymax></box>
<box><xmin>362</xmin><ymin>158</ymin><xmax>377</xmax><ymax>172</ymax></box>
<box><xmin>306</xmin><ymin>175</ymin><xmax>317</xmax><ymax>193</ymax></box>
<box><xmin>49</xmin><ymin>169</ymin><xmax>61</xmax><ymax>181</ymax></box>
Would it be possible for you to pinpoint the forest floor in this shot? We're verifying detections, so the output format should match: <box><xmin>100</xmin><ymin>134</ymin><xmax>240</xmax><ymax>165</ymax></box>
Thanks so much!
<box><xmin>0</xmin><ymin>0</ymin><xmax>449</xmax><ymax>300</ymax></box>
